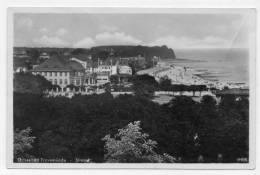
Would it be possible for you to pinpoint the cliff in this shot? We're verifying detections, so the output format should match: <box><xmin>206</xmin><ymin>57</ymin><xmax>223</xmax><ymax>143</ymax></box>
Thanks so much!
<box><xmin>71</xmin><ymin>45</ymin><xmax>176</xmax><ymax>60</ymax></box>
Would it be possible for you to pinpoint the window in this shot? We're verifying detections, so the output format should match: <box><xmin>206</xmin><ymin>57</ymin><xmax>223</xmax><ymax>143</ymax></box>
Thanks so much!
<box><xmin>60</xmin><ymin>72</ymin><xmax>62</xmax><ymax>76</ymax></box>
<box><xmin>54</xmin><ymin>72</ymin><xmax>57</xmax><ymax>76</ymax></box>
<box><xmin>50</xmin><ymin>72</ymin><xmax>52</xmax><ymax>76</ymax></box>
<box><xmin>65</xmin><ymin>72</ymin><xmax>67</xmax><ymax>76</ymax></box>
<box><xmin>76</xmin><ymin>79</ymin><xmax>80</xmax><ymax>85</ymax></box>
<box><xmin>59</xmin><ymin>79</ymin><xmax>62</xmax><ymax>84</ymax></box>
<box><xmin>65</xmin><ymin>79</ymin><xmax>68</xmax><ymax>85</ymax></box>
<box><xmin>54</xmin><ymin>79</ymin><xmax>57</xmax><ymax>85</ymax></box>
<box><xmin>49</xmin><ymin>79</ymin><xmax>52</xmax><ymax>84</ymax></box>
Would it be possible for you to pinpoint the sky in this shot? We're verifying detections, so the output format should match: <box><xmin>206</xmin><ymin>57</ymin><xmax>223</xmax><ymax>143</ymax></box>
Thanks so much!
<box><xmin>13</xmin><ymin>12</ymin><xmax>254</xmax><ymax>49</ymax></box>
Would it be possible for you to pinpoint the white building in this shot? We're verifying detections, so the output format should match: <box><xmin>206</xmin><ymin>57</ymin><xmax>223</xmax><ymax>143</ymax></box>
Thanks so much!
<box><xmin>118</xmin><ymin>65</ymin><xmax>132</xmax><ymax>75</ymax></box>
<box><xmin>96</xmin><ymin>72</ymin><xmax>110</xmax><ymax>85</ymax></box>
<box><xmin>31</xmin><ymin>54</ymin><xmax>85</xmax><ymax>88</ymax></box>
<box><xmin>15</xmin><ymin>67</ymin><xmax>27</xmax><ymax>73</ymax></box>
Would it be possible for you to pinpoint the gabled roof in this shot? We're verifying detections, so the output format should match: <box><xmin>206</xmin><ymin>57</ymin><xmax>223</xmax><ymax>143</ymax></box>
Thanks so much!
<box><xmin>32</xmin><ymin>54</ymin><xmax>84</xmax><ymax>72</ymax></box>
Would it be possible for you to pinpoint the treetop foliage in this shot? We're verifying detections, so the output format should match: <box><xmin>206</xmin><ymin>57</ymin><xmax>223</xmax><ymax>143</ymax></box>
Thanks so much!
<box><xmin>102</xmin><ymin>121</ymin><xmax>176</xmax><ymax>163</ymax></box>
<box><xmin>14</xmin><ymin>73</ymin><xmax>53</xmax><ymax>94</ymax></box>
<box><xmin>14</xmin><ymin>127</ymin><xmax>36</xmax><ymax>159</ymax></box>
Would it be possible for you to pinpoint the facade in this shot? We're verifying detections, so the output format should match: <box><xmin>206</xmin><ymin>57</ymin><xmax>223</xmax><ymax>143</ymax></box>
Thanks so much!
<box><xmin>96</xmin><ymin>72</ymin><xmax>110</xmax><ymax>85</ymax></box>
<box><xmin>84</xmin><ymin>73</ymin><xmax>97</xmax><ymax>86</ymax></box>
<box><xmin>31</xmin><ymin>54</ymin><xmax>85</xmax><ymax>88</ymax></box>
<box><xmin>96</xmin><ymin>65</ymin><xmax>118</xmax><ymax>75</ymax></box>
<box><xmin>118</xmin><ymin>65</ymin><xmax>132</xmax><ymax>75</ymax></box>
<box><xmin>31</xmin><ymin>54</ymin><xmax>133</xmax><ymax>88</ymax></box>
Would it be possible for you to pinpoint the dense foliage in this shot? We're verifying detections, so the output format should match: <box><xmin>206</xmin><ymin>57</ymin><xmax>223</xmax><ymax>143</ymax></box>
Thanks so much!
<box><xmin>159</xmin><ymin>76</ymin><xmax>207</xmax><ymax>92</ymax></box>
<box><xmin>102</xmin><ymin>121</ymin><xmax>176</xmax><ymax>163</ymax></box>
<box><xmin>73</xmin><ymin>45</ymin><xmax>176</xmax><ymax>60</ymax></box>
<box><xmin>13</xmin><ymin>73</ymin><xmax>249</xmax><ymax>163</ymax></box>
<box><xmin>14</xmin><ymin>127</ymin><xmax>35</xmax><ymax>159</ymax></box>
<box><xmin>14</xmin><ymin>73</ymin><xmax>53</xmax><ymax>94</ymax></box>
<box><xmin>14</xmin><ymin>92</ymin><xmax>249</xmax><ymax>163</ymax></box>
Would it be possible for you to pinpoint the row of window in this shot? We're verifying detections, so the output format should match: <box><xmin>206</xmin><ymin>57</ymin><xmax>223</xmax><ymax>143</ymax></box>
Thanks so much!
<box><xmin>85</xmin><ymin>78</ymin><xmax>97</xmax><ymax>84</ymax></box>
<box><xmin>99</xmin><ymin>66</ymin><xmax>111</xmax><ymax>70</ymax></box>
<box><xmin>37</xmin><ymin>72</ymin><xmax>69</xmax><ymax>77</ymax></box>
<box><xmin>72</xmin><ymin>72</ymin><xmax>83</xmax><ymax>76</ymax></box>
<box><xmin>50</xmin><ymin>79</ymin><xmax>68</xmax><ymax>85</ymax></box>
<box><xmin>37</xmin><ymin>71</ymin><xmax>84</xmax><ymax>77</ymax></box>
<box><xmin>97</xmin><ymin>78</ymin><xmax>109</xmax><ymax>81</ymax></box>
<box><xmin>50</xmin><ymin>79</ymin><xmax>84</xmax><ymax>86</ymax></box>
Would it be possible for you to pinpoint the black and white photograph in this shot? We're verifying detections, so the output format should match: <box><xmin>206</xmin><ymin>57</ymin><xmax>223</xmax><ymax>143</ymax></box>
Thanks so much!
<box><xmin>7</xmin><ymin>8</ymin><xmax>256</xmax><ymax>169</ymax></box>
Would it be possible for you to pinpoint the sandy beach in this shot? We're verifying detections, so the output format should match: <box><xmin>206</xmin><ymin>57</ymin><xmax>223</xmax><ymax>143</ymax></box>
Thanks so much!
<box><xmin>137</xmin><ymin>61</ymin><xmax>246</xmax><ymax>90</ymax></box>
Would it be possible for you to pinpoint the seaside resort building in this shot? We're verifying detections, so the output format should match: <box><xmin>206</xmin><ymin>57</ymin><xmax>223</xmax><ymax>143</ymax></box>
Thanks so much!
<box><xmin>31</xmin><ymin>54</ymin><xmax>85</xmax><ymax>89</ymax></box>
<box><xmin>31</xmin><ymin>54</ymin><xmax>133</xmax><ymax>89</ymax></box>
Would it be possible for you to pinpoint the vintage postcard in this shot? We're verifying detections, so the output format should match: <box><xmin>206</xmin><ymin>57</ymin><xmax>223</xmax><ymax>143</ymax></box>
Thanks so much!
<box><xmin>7</xmin><ymin>8</ymin><xmax>256</xmax><ymax>169</ymax></box>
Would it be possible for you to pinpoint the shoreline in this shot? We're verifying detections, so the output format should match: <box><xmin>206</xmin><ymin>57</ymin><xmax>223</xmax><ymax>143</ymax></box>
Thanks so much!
<box><xmin>137</xmin><ymin>61</ymin><xmax>248</xmax><ymax>90</ymax></box>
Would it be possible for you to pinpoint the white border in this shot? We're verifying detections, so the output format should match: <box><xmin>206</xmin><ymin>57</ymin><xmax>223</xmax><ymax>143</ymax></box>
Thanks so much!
<box><xmin>6</xmin><ymin>7</ymin><xmax>256</xmax><ymax>170</ymax></box>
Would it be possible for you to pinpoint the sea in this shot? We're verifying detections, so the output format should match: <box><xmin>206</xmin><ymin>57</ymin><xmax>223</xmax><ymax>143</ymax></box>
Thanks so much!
<box><xmin>163</xmin><ymin>48</ymin><xmax>249</xmax><ymax>86</ymax></box>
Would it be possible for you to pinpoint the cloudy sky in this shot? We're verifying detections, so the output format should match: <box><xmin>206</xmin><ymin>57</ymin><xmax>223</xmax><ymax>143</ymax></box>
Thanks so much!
<box><xmin>13</xmin><ymin>12</ymin><xmax>253</xmax><ymax>49</ymax></box>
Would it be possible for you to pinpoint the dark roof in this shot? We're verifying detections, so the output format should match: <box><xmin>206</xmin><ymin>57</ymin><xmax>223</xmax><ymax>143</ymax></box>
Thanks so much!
<box><xmin>32</xmin><ymin>55</ymin><xmax>84</xmax><ymax>72</ymax></box>
<box><xmin>71</xmin><ymin>54</ymin><xmax>90</xmax><ymax>61</ymax></box>
<box><xmin>68</xmin><ymin>60</ymin><xmax>85</xmax><ymax>71</ymax></box>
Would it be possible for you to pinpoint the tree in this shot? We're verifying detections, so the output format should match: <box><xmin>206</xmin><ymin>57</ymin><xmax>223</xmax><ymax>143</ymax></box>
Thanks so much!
<box><xmin>216</xmin><ymin>95</ymin><xmax>249</xmax><ymax>162</ymax></box>
<box><xmin>27</xmin><ymin>49</ymin><xmax>40</xmax><ymax>64</ymax></box>
<box><xmin>14</xmin><ymin>127</ymin><xmax>36</xmax><ymax>160</ymax></box>
<box><xmin>131</xmin><ymin>74</ymin><xmax>158</xmax><ymax>98</ymax></box>
<box><xmin>14</xmin><ymin>73</ymin><xmax>53</xmax><ymax>94</ymax></box>
<box><xmin>110</xmin><ymin>75</ymin><xmax>119</xmax><ymax>85</ymax></box>
<box><xmin>166</xmin><ymin>96</ymin><xmax>201</xmax><ymax>161</ymax></box>
<box><xmin>102</xmin><ymin>121</ymin><xmax>176</xmax><ymax>163</ymax></box>
<box><xmin>159</xmin><ymin>76</ymin><xmax>172</xmax><ymax>91</ymax></box>
<box><xmin>13</xmin><ymin>87</ymin><xmax>249</xmax><ymax>163</ymax></box>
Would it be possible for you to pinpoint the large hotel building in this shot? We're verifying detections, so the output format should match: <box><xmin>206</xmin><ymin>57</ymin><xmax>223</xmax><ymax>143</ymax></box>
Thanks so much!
<box><xmin>31</xmin><ymin>53</ymin><xmax>133</xmax><ymax>88</ymax></box>
<box><xmin>31</xmin><ymin>54</ymin><xmax>85</xmax><ymax>88</ymax></box>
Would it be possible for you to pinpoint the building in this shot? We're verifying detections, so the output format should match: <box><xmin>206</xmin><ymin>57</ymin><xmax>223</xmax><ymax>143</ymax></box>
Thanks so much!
<box><xmin>96</xmin><ymin>72</ymin><xmax>110</xmax><ymax>85</ymax></box>
<box><xmin>118</xmin><ymin>65</ymin><xmax>132</xmax><ymax>75</ymax></box>
<box><xmin>13</xmin><ymin>49</ymin><xmax>29</xmax><ymax>58</ymax></box>
<box><xmin>30</xmin><ymin>53</ymin><xmax>133</xmax><ymax>89</ymax></box>
<box><xmin>96</xmin><ymin>64</ymin><xmax>118</xmax><ymax>75</ymax></box>
<box><xmin>15</xmin><ymin>67</ymin><xmax>28</xmax><ymax>73</ymax></box>
<box><xmin>31</xmin><ymin>54</ymin><xmax>85</xmax><ymax>88</ymax></box>
<box><xmin>70</xmin><ymin>57</ymin><xmax>87</xmax><ymax>69</ymax></box>
<box><xmin>39</xmin><ymin>52</ymin><xmax>50</xmax><ymax>60</ymax></box>
<box><xmin>13</xmin><ymin>57</ymin><xmax>32</xmax><ymax>73</ymax></box>
<box><xmin>120</xmin><ymin>55</ymin><xmax>146</xmax><ymax>68</ymax></box>
<box><xmin>84</xmin><ymin>73</ymin><xmax>97</xmax><ymax>86</ymax></box>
